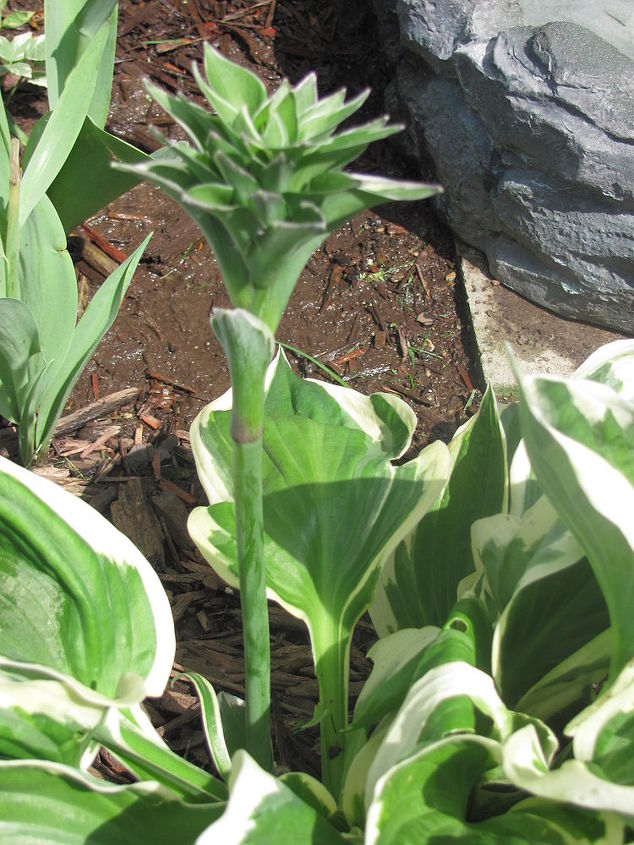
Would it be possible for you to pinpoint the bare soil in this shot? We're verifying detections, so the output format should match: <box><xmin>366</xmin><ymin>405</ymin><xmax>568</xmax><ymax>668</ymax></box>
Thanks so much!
<box><xmin>3</xmin><ymin>0</ymin><xmax>481</xmax><ymax>779</ymax></box>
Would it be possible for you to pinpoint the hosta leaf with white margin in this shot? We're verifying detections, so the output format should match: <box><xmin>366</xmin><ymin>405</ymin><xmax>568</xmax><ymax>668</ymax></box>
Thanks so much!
<box><xmin>572</xmin><ymin>338</ymin><xmax>634</xmax><ymax>400</ymax></box>
<box><xmin>366</xmin><ymin>734</ymin><xmax>622</xmax><ymax>845</ymax></box>
<box><xmin>364</xmin><ymin>661</ymin><xmax>521</xmax><ymax>805</ymax></box>
<box><xmin>472</xmin><ymin>495</ymin><xmax>610</xmax><ymax>721</ymax></box>
<box><xmin>362</xmin><ymin>660</ymin><xmax>622</xmax><ymax>843</ymax></box>
<box><xmin>121</xmin><ymin>43</ymin><xmax>439</xmax><ymax>332</ymax></box>
<box><xmin>0</xmin><ymin>760</ymin><xmax>222</xmax><ymax>844</ymax></box>
<box><xmin>196</xmin><ymin>751</ymin><xmax>346</xmax><ymax>845</ymax></box>
<box><xmin>371</xmin><ymin>384</ymin><xmax>507</xmax><ymax>636</ymax></box>
<box><xmin>189</xmin><ymin>348</ymin><xmax>450</xmax><ymax>791</ymax></box>
<box><xmin>502</xmin><ymin>658</ymin><xmax>634</xmax><ymax>825</ymax></box>
<box><xmin>353</xmin><ymin>595</ymin><xmax>492</xmax><ymax>732</ymax></box>
<box><xmin>514</xmin><ymin>350</ymin><xmax>634</xmax><ymax>679</ymax></box>
<box><xmin>0</xmin><ymin>455</ymin><xmax>173</xmax><ymax>758</ymax></box>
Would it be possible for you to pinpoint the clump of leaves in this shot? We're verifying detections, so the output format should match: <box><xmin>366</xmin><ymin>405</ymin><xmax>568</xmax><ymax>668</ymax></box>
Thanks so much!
<box><xmin>126</xmin><ymin>44</ymin><xmax>438</xmax><ymax>333</ymax></box>
<box><xmin>0</xmin><ymin>30</ymin><xmax>45</xmax><ymax>88</ymax></box>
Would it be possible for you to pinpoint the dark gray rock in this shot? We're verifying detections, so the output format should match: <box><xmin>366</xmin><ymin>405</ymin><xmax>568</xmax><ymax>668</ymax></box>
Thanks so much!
<box><xmin>378</xmin><ymin>1</ymin><xmax>634</xmax><ymax>332</ymax></box>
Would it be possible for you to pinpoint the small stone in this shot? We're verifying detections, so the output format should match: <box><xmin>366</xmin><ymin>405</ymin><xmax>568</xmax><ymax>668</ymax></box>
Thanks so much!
<box><xmin>416</xmin><ymin>312</ymin><xmax>435</xmax><ymax>326</ymax></box>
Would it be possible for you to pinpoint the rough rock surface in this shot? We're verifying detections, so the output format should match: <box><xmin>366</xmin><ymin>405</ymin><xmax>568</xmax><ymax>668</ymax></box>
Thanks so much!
<box><xmin>375</xmin><ymin>0</ymin><xmax>634</xmax><ymax>332</ymax></box>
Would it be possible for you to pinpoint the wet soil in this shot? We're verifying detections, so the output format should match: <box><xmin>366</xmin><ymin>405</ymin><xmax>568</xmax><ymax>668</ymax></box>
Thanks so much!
<box><xmin>3</xmin><ymin>0</ymin><xmax>481</xmax><ymax>779</ymax></box>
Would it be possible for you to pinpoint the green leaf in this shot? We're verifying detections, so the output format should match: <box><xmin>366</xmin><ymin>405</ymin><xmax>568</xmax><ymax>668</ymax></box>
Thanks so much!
<box><xmin>46</xmin><ymin>118</ymin><xmax>153</xmax><ymax>233</ymax></box>
<box><xmin>44</xmin><ymin>0</ymin><xmax>118</xmax><ymax>127</ymax></box>
<box><xmin>572</xmin><ymin>339</ymin><xmax>634</xmax><ymax>399</ymax></box>
<box><xmin>18</xmin><ymin>192</ymin><xmax>77</xmax><ymax>372</ymax></box>
<box><xmin>503</xmin><ymin>722</ymin><xmax>634</xmax><ymax>826</ymax></box>
<box><xmin>19</xmin><ymin>21</ymin><xmax>109</xmax><ymax>224</ymax></box>
<box><xmin>365</xmin><ymin>661</ymin><xmax>521</xmax><ymax>805</ymax></box>
<box><xmin>199</xmin><ymin>43</ymin><xmax>267</xmax><ymax>124</ymax></box>
<box><xmin>298</xmin><ymin>88</ymin><xmax>369</xmax><ymax>141</ymax></box>
<box><xmin>367</xmin><ymin>736</ymin><xmax>622</xmax><ymax>844</ymax></box>
<box><xmin>29</xmin><ymin>234</ymin><xmax>150</xmax><ymax>460</ymax></box>
<box><xmin>353</xmin><ymin>627</ymin><xmax>440</xmax><ymax>729</ymax></box>
<box><xmin>186</xmin><ymin>672</ymin><xmax>232</xmax><ymax>780</ymax></box>
<box><xmin>516</xmin><ymin>360</ymin><xmax>634</xmax><ymax>679</ymax></box>
<box><xmin>197</xmin><ymin>751</ymin><xmax>346</xmax><ymax>844</ymax></box>
<box><xmin>189</xmin><ymin>352</ymin><xmax>450</xmax><ymax>794</ymax></box>
<box><xmin>0</xmin><ymin>298</ymin><xmax>41</xmax><ymax>421</ymax></box>
<box><xmin>373</xmin><ymin>384</ymin><xmax>507</xmax><ymax>634</ymax></box>
<box><xmin>0</xmin><ymin>455</ymin><xmax>174</xmax><ymax>698</ymax></box>
<box><xmin>0</xmin><ymin>760</ymin><xmax>223</xmax><ymax>843</ymax></box>
<box><xmin>473</xmin><ymin>498</ymin><xmax>610</xmax><ymax>718</ymax></box>
<box><xmin>1</xmin><ymin>10</ymin><xmax>35</xmax><ymax>29</ymax></box>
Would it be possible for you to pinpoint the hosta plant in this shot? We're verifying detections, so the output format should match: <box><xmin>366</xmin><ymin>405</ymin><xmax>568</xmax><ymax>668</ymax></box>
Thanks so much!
<box><xmin>0</xmin><ymin>341</ymin><xmax>633</xmax><ymax>843</ymax></box>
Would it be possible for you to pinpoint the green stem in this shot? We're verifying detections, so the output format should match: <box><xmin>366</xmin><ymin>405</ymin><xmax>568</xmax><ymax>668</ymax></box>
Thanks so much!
<box><xmin>314</xmin><ymin>625</ymin><xmax>350</xmax><ymax>800</ymax></box>
<box><xmin>6</xmin><ymin>137</ymin><xmax>21</xmax><ymax>300</ymax></box>
<box><xmin>211</xmin><ymin>309</ymin><xmax>275</xmax><ymax>772</ymax></box>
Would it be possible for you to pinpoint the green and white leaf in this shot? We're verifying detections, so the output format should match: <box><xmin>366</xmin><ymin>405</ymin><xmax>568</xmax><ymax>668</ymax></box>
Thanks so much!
<box><xmin>0</xmin><ymin>760</ymin><xmax>223</xmax><ymax>843</ymax></box>
<box><xmin>0</xmin><ymin>455</ymin><xmax>174</xmax><ymax>700</ymax></box>
<box><xmin>196</xmin><ymin>751</ymin><xmax>345</xmax><ymax>844</ymax></box>
<box><xmin>189</xmin><ymin>351</ymin><xmax>449</xmax><ymax>791</ymax></box>
<box><xmin>367</xmin><ymin>734</ymin><xmax>623</xmax><ymax>844</ymax></box>
<box><xmin>516</xmin><ymin>362</ymin><xmax>634</xmax><ymax>679</ymax></box>
<box><xmin>20</xmin><ymin>20</ymin><xmax>110</xmax><ymax>224</ymax></box>
<box><xmin>372</xmin><ymin>384</ymin><xmax>507</xmax><ymax>635</ymax></box>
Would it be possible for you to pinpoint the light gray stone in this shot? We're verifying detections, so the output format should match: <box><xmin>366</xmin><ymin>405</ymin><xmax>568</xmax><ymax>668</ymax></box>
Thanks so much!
<box><xmin>380</xmin><ymin>1</ymin><xmax>634</xmax><ymax>333</ymax></box>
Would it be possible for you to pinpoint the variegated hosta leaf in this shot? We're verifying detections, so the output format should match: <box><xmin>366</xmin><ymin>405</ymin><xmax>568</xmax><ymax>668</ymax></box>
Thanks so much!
<box><xmin>503</xmin><ymin>674</ymin><xmax>634</xmax><ymax>827</ymax></box>
<box><xmin>364</xmin><ymin>661</ymin><xmax>525</xmax><ymax>805</ymax></box>
<box><xmin>189</xmin><ymin>351</ymin><xmax>449</xmax><ymax>763</ymax></box>
<box><xmin>120</xmin><ymin>43</ymin><xmax>440</xmax><ymax>332</ymax></box>
<box><xmin>515</xmin><ymin>360</ymin><xmax>634</xmax><ymax>679</ymax></box>
<box><xmin>0</xmin><ymin>760</ymin><xmax>222</xmax><ymax>843</ymax></box>
<box><xmin>372</xmin><ymin>384</ymin><xmax>507</xmax><ymax>636</ymax></box>
<box><xmin>572</xmin><ymin>339</ymin><xmax>634</xmax><ymax>400</ymax></box>
<box><xmin>0</xmin><ymin>455</ymin><xmax>174</xmax><ymax>763</ymax></box>
<box><xmin>197</xmin><ymin>751</ymin><xmax>345</xmax><ymax>845</ymax></box>
<box><xmin>366</xmin><ymin>734</ymin><xmax>623</xmax><ymax>845</ymax></box>
<box><xmin>472</xmin><ymin>496</ymin><xmax>610</xmax><ymax>721</ymax></box>
<box><xmin>353</xmin><ymin>596</ymin><xmax>492</xmax><ymax>732</ymax></box>
<box><xmin>362</xmin><ymin>658</ymin><xmax>623</xmax><ymax>842</ymax></box>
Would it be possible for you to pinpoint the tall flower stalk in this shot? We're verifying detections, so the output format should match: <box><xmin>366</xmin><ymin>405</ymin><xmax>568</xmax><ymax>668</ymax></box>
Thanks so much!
<box><xmin>123</xmin><ymin>44</ymin><xmax>439</xmax><ymax>775</ymax></box>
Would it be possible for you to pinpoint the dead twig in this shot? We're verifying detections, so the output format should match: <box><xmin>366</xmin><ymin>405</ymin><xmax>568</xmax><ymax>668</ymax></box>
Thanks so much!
<box><xmin>54</xmin><ymin>388</ymin><xmax>139</xmax><ymax>437</ymax></box>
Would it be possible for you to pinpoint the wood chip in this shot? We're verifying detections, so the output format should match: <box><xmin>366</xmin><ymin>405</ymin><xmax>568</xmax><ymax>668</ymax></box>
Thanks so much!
<box><xmin>79</xmin><ymin>425</ymin><xmax>121</xmax><ymax>459</ymax></box>
<box><xmin>139</xmin><ymin>413</ymin><xmax>161</xmax><ymax>430</ymax></box>
<box><xmin>159</xmin><ymin>477</ymin><xmax>198</xmax><ymax>506</ymax></box>
<box><xmin>54</xmin><ymin>388</ymin><xmax>139</xmax><ymax>437</ymax></box>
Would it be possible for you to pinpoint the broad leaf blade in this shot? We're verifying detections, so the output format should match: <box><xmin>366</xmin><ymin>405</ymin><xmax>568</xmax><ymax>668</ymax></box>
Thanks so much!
<box><xmin>44</xmin><ymin>0</ymin><xmax>118</xmax><ymax>127</ymax></box>
<box><xmin>0</xmin><ymin>298</ymin><xmax>41</xmax><ymax>421</ymax></box>
<box><xmin>516</xmin><ymin>365</ymin><xmax>634</xmax><ymax>678</ymax></box>
<box><xmin>18</xmin><ymin>193</ymin><xmax>77</xmax><ymax>374</ymax></box>
<box><xmin>0</xmin><ymin>760</ymin><xmax>222</xmax><ymax>843</ymax></box>
<box><xmin>474</xmin><ymin>500</ymin><xmax>610</xmax><ymax>718</ymax></box>
<box><xmin>20</xmin><ymin>22</ymin><xmax>109</xmax><ymax>224</ymax></box>
<box><xmin>197</xmin><ymin>751</ymin><xmax>346</xmax><ymax>844</ymax></box>
<box><xmin>47</xmin><ymin>119</ymin><xmax>153</xmax><ymax>233</ymax></box>
<box><xmin>373</xmin><ymin>384</ymin><xmax>507</xmax><ymax>634</ymax></box>
<box><xmin>0</xmin><ymin>455</ymin><xmax>174</xmax><ymax>697</ymax></box>
<box><xmin>31</xmin><ymin>234</ymin><xmax>150</xmax><ymax>458</ymax></box>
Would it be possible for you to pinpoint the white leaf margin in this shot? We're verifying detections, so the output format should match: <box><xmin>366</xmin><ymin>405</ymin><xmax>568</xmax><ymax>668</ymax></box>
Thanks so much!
<box><xmin>0</xmin><ymin>455</ymin><xmax>175</xmax><ymax>696</ymax></box>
